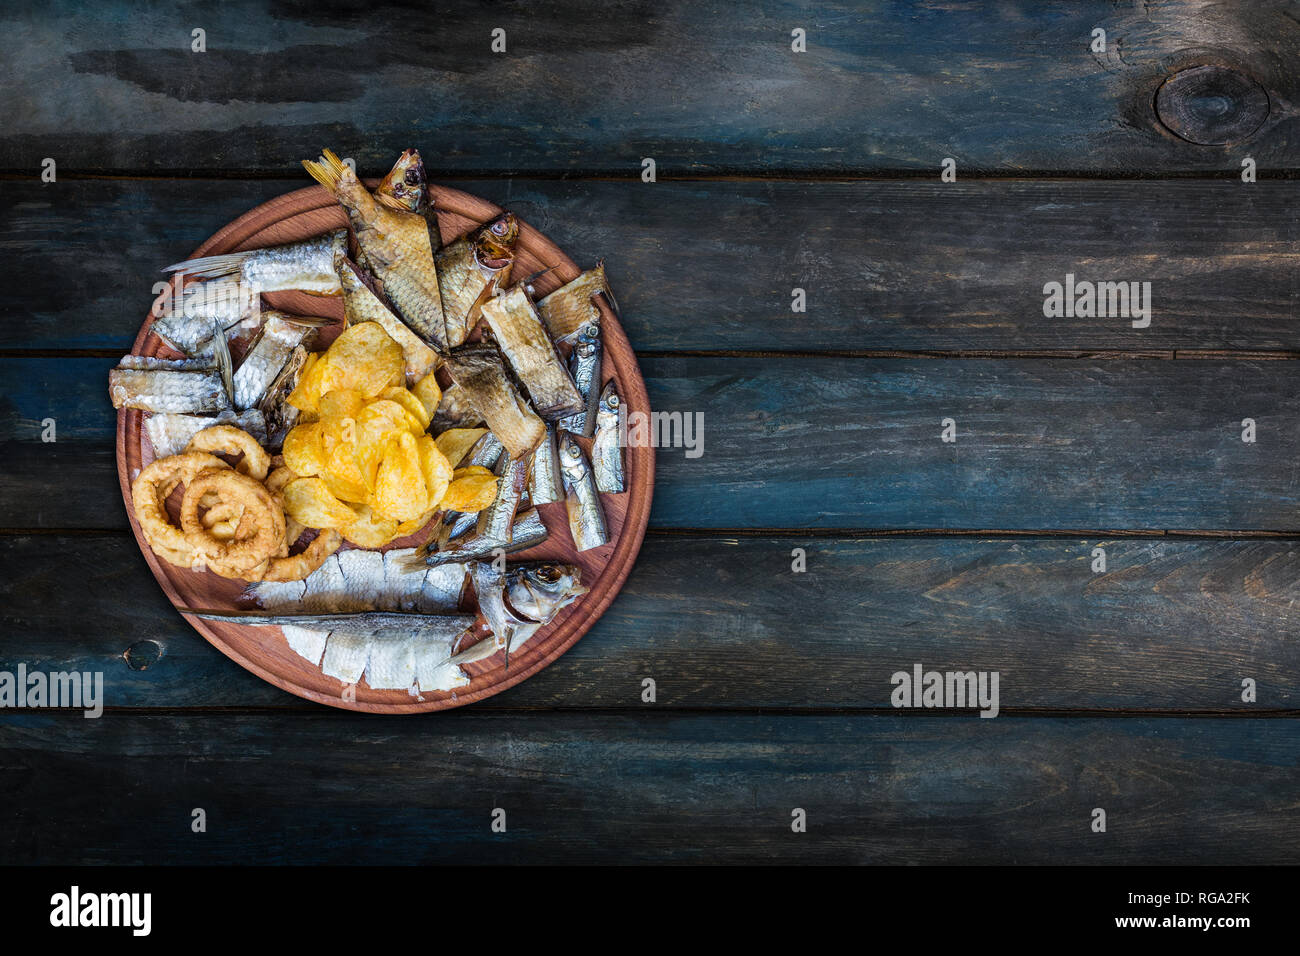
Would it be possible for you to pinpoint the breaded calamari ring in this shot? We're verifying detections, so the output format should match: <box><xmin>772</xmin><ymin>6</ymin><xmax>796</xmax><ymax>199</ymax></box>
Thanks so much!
<box><xmin>185</xmin><ymin>425</ymin><xmax>271</xmax><ymax>481</ymax></box>
<box><xmin>131</xmin><ymin>452</ymin><xmax>231</xmax><ymax>567</ymax></box>
<box><xmin>262</xmin><ymin>529</ymin><xmax>343</xmax><ymax>582</ymax></box>
<box><xmin>180</xmin><ymin>468</ymin><xmax>285</xmax><ymax>574</ymax></box>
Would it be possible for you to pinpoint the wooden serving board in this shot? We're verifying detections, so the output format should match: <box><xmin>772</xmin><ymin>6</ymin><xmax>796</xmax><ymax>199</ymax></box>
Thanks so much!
<box><xmin>115</xmin><ymin>183</ymin><xmax>654</xmax><ymax>713</ymax></box>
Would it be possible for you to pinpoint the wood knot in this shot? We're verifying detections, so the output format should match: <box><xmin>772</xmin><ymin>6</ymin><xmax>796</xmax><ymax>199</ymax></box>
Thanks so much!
<box><xmin>124</xmin><ymin>639</ymin><xmax>163</xmax><ymax>671</ymax></box>
<box><xmin>1155</xmin><ymin>65</ymin><xmax>1269</xmax><ymax>146</ymax></box>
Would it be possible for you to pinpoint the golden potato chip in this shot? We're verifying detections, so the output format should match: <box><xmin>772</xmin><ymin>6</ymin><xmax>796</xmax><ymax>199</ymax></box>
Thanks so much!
<box><xmin>372</xmin><ymin>432</ymin><xmax>428</xmax><ymax>522</ymax></box>
<box><xmin>417</xmin><ymin>435</ymin><xmax>453</xmax><ymax>508</ymax></box>
<box><xmin>434</xmin><ymin>428</ymin><xmax>488</xmax><ymax>469</ymax></box>
<box><xmin>324</xmin><ymin>323</ymin><xmax>404</xmax><ymax>398</ymax></box>
<box><xmin>283</xmin><ymin>477</ymin><xmax>359</xmax><ymax>530</ymax></box>
<box><xmin>288</xmin><ymin>352</ymin><xmax>331</xmax><ymax>414</ymax></box>
<box><xmin>282</xmin><ymin>422</ymin><xmax>326</xmax><ymax>477</ymax></box>
<box><xmin>318</xmin><ymin>389</ymin><xmax>367</xmax><ymax>422</ymax></box>
<box><xmin>340</xmin><ymin>503</ymin><xmax>400</xmax><ymax>548</ymax></box>
<box><xmin>320</xmin><ymin>468</ymin><xmax>369</xmax><ymax>505</ymax></box>
<box><xmin>411</xmin><ymin>372</ymin><xmax>442</xmax><ymax>420</ymax></box>
<box><xmin>364</xmin><ymin>397</ymin><xmax>423</xmax><ymax>436</ymax></box>
<box><xmin>452</xmin><ymin>465</ymin><xmax>494</xmax><ymax>480</ymax></box>
<box><xmin>354</xmin><ymin>403</ymin><xmax>405</xmax><ymax>486</ymax></box>
<box><xmin>381</xmin><ymin>386</ymin><xmax>432</xmax><ymax>431</ymax></box>
<box><xmin>439</xmin><ymin>474</ymin><xmax>499</xmax><ymax>513</ymax></box>
<box><xmin>395</xmin><ymin>507</ymin><xmax>439</xmax><ymax>537</ymax></box>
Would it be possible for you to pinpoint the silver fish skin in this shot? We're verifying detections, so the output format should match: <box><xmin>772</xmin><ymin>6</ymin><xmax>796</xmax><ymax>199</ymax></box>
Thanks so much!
<box><xmin>165</xmin><ymin>231</ymin><xmax>347</xmax><ymax>296</ymax></box>
<box><xmin>470</xmin><ymin>563</ymin><xmax>522</xmax><ymax>655</ymax></box>
<box><xmin>476</xmin><ymin>452</ymin><xmax>529</xmax><ymax>542</ymax></box>
<box><xmin>558</xmin><ymin>431</ymin><xmax>609</xmax><ymax>551</ymax></box>
<box><xmin>557</xmin><ymin>322</ymin><xmax>602</xmax><ymax>436</ymax></box>
<box><xmin>232</xmin><ymin>311</ymin><xmax>317</xmax><ymax>410</ymax></box>
<box><xmin>529</xmin><ymin>423</ymin><xmax>563</xmax><ymax>505</ymax></box>
<box><xmin>245</xmin><ymin>548</ymin><xmax>467</xmax><ymax>614</ymax></box>
<box><xmin>422</xmin><ymin>509</ymin><xmax>548</xmax><ymax>567</ymax></box>
<box><xmin>151</xmin><ymin>278</ymin><xmax>259</xmax><ymax>355</ymax></box>
<box><xmin>258</xmin><ymin>344</ymin><xmax>307</xmax><ymax>452</ymax></box>
<box><xmin>145</xmin><ymin>409</ymin><xmax>268</xmax><ymax>458</ymax></box>
<box><xmin>591</xmin><ymin>380</ymin><xmax>626</xmax><ymax>493</ymax></box>
<box><xmin>187</xmin><ymin>608</ymin><xmax>477</xmax><ymax>643</ymax></box>
<box><xmin>109</xmin><ymin>360</ymin><xmax>231</xmax><ymax>414</ymax></box>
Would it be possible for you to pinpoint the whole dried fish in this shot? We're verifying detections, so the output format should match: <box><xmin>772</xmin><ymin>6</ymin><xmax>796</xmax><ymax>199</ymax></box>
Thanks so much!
<box><xmin>431</xmin><ymin>382</ymin><xmax>485</xmax><ymax>431</ymax></box>
<box><xmin>592</xmin><ymin>380</ymin><xmax>625</xmax><ymax>493</ymax></box>
<box><xmin>442</xmin><ymin>344</ymin><xmax>546</xmax><ymax>458</ymax></box>
<box><xmin>232</xmin><ymin>311</ymin><xmax>318</xmax><ymax>410</ymax></box>
<box><xmin>481</xmin><ymin>286</ymin><xmax>584</xmax><ymax>420</ymax></box>
<box><xmin>145</xmin><ymin>409</ymin><xmax>268</xmax><ymax>458</ymax></box>
<box><xmin>537</xmin><ymin>262</ymin><xmax>610</xmax><ymax>345</ymax></box>
<box><xmin>165</xmin><ymin>231</ymin><xmax>347</xmax><ymax>297</ymax></box>
<box><xmin>435</xmin><ymin>214</ymin><xmax>520</xmax><ymax>347</ymax></box>
<box><xmin>557</xmin><ymin>322</ymin><xmax>602</xmax><ymax>436</ymax></box>
<box><xmin>109</xmin><ymin>356</ymin><xmax>231</xmax><ymax>414</ymax></box>
<box><xmin>476</xmin><ymin>452</ymin><xmax>529</xmax><ymax>542</ymax></box>
<box><xmin>189</xmin><ymin>608</ymin><xmax>476</xmax><ymax>642</ymax></box>
<box><xmin>529</xmin><ymin>423</ymin><xmax>563</xmax><ymax>505</ymax></box>
<box><xmin>559</xmin><ymin>431</ymin><xmax>610</xmax><ymax>551</ymax></box>
<box><xmin>151</xmin><ymin>278</ymin><xmax>258</xmax><ymax>355</ymax></box>
<box><xmin>246</xmin><ymin>548</ymin><xmax>468</xmax><ymax>614</ymax></box>
<box><xmin>421</xmin><ymin>508</ymin><xmax>549</xmax><ymax>568</ymax></box>
<box><xmin>303</xmin><ymin>149</ymin><xmax>449</xmax><ymax>352</ymax></box>
<box><xmin>450</xmin><ymin>562</ymin><xmax>587</xmax><ymax>669</ymax></box>
<box><xmin>337</xmin><ymin>257</ymin><xmax>438</xmax><ymax>384</ymax></box>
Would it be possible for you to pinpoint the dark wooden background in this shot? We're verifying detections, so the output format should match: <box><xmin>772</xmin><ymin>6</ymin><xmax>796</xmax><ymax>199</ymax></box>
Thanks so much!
<box><xmin>1</xmin><ymin>0</ymin><xmax>1298</xmax><ymax>864</ymax></box>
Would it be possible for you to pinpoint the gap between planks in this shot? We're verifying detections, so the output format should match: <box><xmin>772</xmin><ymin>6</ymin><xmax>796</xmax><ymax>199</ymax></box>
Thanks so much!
<box><xmin>1</xmin><ymin>169</ymin><xmax>1298</xmax><ymax>182</ymax></box>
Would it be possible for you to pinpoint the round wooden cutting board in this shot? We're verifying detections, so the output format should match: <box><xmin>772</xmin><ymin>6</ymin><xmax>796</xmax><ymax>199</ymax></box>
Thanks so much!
<box><xmin>116</xmin><ymin>183</ymin><xmax>654</xmax><ymax>713</ymax></box>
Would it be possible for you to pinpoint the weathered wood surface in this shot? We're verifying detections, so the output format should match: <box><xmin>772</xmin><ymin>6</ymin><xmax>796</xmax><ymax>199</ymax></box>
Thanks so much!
<box><xmin>4</xmin><ymin>178</ymin><xmax>1300</xmax><ymax>354</ymax></box>
<box><xmin>1</xmin><ymin>1</ymin><xmax>1297</xmax><ymax>176</ymax></box>
<box><xmin>9</xmin><ymin>356</ymin><xmax>1300</xmax><ymax>531</ymax></box>
<box><xmin>2</xmin><ymin>712</ymin><xmax>1296</xmax><ymax>864</ymax></box>
<box><xmin>2</xmin><ymin>534</ymin><xmax>1297</xmax><ymax>711</ymax></box>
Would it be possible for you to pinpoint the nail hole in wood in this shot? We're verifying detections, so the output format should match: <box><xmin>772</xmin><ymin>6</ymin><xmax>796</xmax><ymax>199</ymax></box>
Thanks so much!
<box><xmin>124</xmin><ymin>640</ymin><xmax>163</xmax><ymax>671</ymax></box>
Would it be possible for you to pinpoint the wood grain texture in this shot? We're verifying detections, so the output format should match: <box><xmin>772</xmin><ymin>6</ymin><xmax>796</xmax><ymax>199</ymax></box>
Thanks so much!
<box><xmin>1</xmin><ymin>1</ymin><xmax>1297</xmax><ymax>175</ymax></box>
<box><xmin>13</xmin><ymin>355</ymin><xmax>1300</xmax><ymax>531</ymax></box>
<box><xmin>2</xmin><ymin>712</ymin><xmax>1297</xmax><ymax>864</ymax></box>
<box><xmin>3</xmin><ymin>534</ymin><xmax>1298</xmax><ymax>710</ymax></box>
<box><xmin>112</xmin><ymin>184</ymin><xmax>653</xmax><ymax>713</ymax></box>
<box><xmin>4</xmin><ymin>179</ymin><xmax>1299</xmax><ymax>354</ymax></box>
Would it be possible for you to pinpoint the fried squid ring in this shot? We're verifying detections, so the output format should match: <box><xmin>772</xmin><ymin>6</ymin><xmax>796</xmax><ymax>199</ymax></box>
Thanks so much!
<box><xmin>265</xmin><ymin>465</ymin><xmax>307</xmax><ymax>546</ymax></box>
<box><xmin>180</xmin><ymin>468</ymin><xmax>285</xmax><ymax>574</ymax></box>
<box><xmin>262</xmin><ymin>528</ymin><xmax>343</xmax><ymax>582</ymax></box>
<box><xmin>185</xmin><ymin>425</ymin><xmax>271</xmax><ymax>481</ymax></box>
<box><xmin>131</xmin><ymin>452</ymin><xmax>232</xmax><ymax>568</ymax></box>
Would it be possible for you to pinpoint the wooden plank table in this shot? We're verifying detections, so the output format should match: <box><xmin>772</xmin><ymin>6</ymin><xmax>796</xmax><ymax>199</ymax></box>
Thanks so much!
<box><xmin>0</xmin><ymin>0</ymin><xmax>1297</xmax><ymax>864</ymax></box>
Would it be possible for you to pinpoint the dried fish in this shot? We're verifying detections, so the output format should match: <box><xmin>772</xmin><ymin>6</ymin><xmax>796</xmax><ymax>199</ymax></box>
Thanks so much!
<box><xmin>558</xmin><ymin>431</ymin><xmax>609</xmax><ymax>551</ymax></box>
<box><xmin>591</xmin><ymin>380</ymin><xmax>625</xmax><ymax>493</ymax></box>
<box><xmin>442</xmin><ymin>344</ymin><xmax>546</xmax><ymax>458</ymax></box>
<box><xmin>557</xmin><ymin>322</ymin><xmax>602</xmax><ymax>436</ymax></box>
<box><xmin>303</xmin><ymin>149</ymin><xmax>449</xmax><ymax>351</ymax></box>
<box><xmin>435</xmin><ymin>214</ymin><xmax>520</xmax><ymax>347</ymax></box>
<box><xmin>431</xmin><ymin>382</ymin><xmax>486</xmax><ymax>432</ymax></box>
<box><xmin>450</xmin><ymin>562</ymin><xmax>587</xmax><ymax>670</ymax></box>
<box><xmin>258</xmin><ymin>344</ymin><xmax>307</xmax><ymax>452</ymax></box>
<box><xmin>529</xmin><ymin>423</ymin><xmax>564</xmax><ymax>505</ymax></box>
<box><xmin>537</xmin><ymin>262</ymin><xmax>610</xmax><ymax>345</ymax></box>
<box><xmin>245</xmin><ymin>548</ymin><xmax>467</xmax><ymax>614</ymax></box>
<box><xmin>165</xmin><ymin>230</ymin><xmax>347</xmax><ymax>297</ymax></box>
<box><xmin>151</xmin><ymin>278</ymin><xmax>259</xmax><ymax>355</ymax></box>
<box><xmin>109</xmin><ymin>356</ymin><xmax>231</xmax><ymax>414</ymax></box>
<box><xmin>232</xmin><ymin>311</ymin><xmax>318</xmax><ymax>410</ymax></box>
<box><xmin>481</xmin><ymin>286</ymin><xmax>584</xmax><ymax>420</ymax></box>
<box><xmin>476</xmin><ymin>452</ymin><xmax>529</xmax><ymax>543</ymax></box>
<box><xmin>420</xmin><ymin>508</ymin><xmax>548</xmax><ymax>568</ymax></box>
<box><xmin>189</xmin><ymin>607</ymin><xmax>476</xmax><ymax>643</ymax></box>
<box><xmin>336</xmin><ymin>256</ymin><xmax>438</xmax><ymax>384</ymax></box>
<box><xmin>373</xmin><ymin>148</ymin><xmax>438</xmax><ymax>235</ymax></box>
<box><xmin>144</xmin><ymin>409</ymin><xmax>269</xmax><ymax>458</ymax></box>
